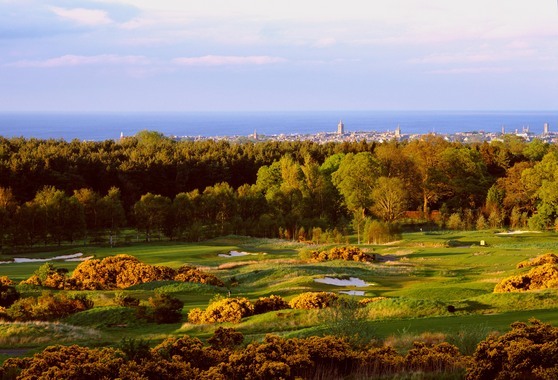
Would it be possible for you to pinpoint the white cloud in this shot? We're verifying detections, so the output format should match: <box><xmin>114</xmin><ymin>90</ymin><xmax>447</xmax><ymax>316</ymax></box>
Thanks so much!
<box><xmin>7</xmin><ymin>54</ymin><xmax>150</xmax><ymax>68</ymax></box>
<box><xmin>172</xmin><ymin>55</ymin><xmax>286</xmax><ymax>66</ymax></box>
<box><xmin>50</xmin><ymin>7</ymin><xmax>113</xmax><ymax>26</ymax></box>
<box><xmin>429</xmin><ymin>67</ymin><xmax>513</xmax><ymax>75</ymax></box>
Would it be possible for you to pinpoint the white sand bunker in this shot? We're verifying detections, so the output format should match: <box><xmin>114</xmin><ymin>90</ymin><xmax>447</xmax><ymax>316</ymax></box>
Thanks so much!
<box><xmin>0</xmin><ymin>253</ymin><xmax>93</xmax><ymax>265</ymax></box>
<box><xmin>218</xmin><ymin>251</ymin><xmax>266</xmax><ymax>258</ymax></box>
<box><xmin>339</xmin><ymin>290</ymin><xmax>365</xmax><ymax>296</ymax></box>
<box><xmin>314</xmin><ymin>277</ymin><xmax>369</xmax><ymax>287</ymax></box>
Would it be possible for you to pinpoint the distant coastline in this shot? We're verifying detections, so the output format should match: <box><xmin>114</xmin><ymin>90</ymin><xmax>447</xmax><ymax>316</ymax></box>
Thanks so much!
<box><xmin>0</xmin><ymin>110</ymin><xmax>556</xmax><ymax>142</ymax></box>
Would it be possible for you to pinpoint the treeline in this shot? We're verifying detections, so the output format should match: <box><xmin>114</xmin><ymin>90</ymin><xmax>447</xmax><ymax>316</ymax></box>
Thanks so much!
<box><xmin>0</xmin><ymin>132</ymin><xmax>556</xmax><ymax>249</ymax></box>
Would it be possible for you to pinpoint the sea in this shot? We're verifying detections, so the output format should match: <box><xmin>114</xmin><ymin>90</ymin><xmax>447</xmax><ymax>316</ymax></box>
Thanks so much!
<box><xmin>0</xmin><ymin>110</ymin><xmax>556</xmax><ymax>141</ymax></box>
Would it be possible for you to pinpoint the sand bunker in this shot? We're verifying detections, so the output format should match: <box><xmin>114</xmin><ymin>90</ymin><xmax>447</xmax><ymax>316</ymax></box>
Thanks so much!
<box><xmin>218</xmin><ymin>251</ymin><xmax>267</xmax><ymax>258</ymax></box>
<box><xmin>314</xmin><ymin>276</ymin><xmax>369</xmax><ymax>287</ymax></box>
<box><xmin>496</xmin><ymin>230</ymin><xmax>541</xmax><ymax>235</ymax></box>
<box><xmin>0</xmin><ymin>253</ymin><xmax>93</xmax><ymax>265</ymax></box>
<box><xmin>339</xmin><ymin>290</ymin><xmax>365</xmax><ymax>296</ymax></box>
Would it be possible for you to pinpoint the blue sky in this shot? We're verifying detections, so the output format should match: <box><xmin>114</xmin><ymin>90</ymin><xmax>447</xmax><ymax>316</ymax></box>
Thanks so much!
<box><xmin>1</xmin><ymin>0</ymin><xmax>557</xmax><ymax>112</ymax></box>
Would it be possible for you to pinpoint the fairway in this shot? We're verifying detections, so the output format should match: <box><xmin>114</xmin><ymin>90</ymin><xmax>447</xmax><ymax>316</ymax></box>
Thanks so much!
<box><xmin>2</xmin><ymin>230</ymin><xmax>558</xmax><ymax>359</ymax></box>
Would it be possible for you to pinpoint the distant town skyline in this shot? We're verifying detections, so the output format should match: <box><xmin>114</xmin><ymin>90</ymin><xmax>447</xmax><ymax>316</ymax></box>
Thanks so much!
<box><xmin>1</xmin><ymin>0</ymin><xmax>557</xmax><ymax>112</ymax></box>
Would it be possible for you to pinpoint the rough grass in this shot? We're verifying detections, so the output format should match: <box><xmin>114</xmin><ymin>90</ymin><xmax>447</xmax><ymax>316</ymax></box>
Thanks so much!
<box><xmin>0</xmin><ymin>321</ymin><xmax>102</xmax><ymax>347</ymax></box>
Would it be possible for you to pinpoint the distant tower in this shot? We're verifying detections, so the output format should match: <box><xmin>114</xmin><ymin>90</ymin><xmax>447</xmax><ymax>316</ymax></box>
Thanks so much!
<box><xmin>337</xmin><ymin>120</ymin><xmax>345</xmax><ymax>135</ymax></box>
<box><xmin>544</xmin><ymin>123</ymin><xmax>550</xmax><ymax>134</ymax></box>
<box><xmin>253</xmin><ymin>129</ymin><xmax>258</xmax><ymax>140</ymax></box>
<box><xmin>501</xmin><ymin>125</ymin><xmax>505</xmax><ymax>134</ymax></box>
<box><xmin>395</xmin><ymin>124</ymin><xmax>401</xmax><ymax>138</ymax></box>
<box><xmin>120</xmin><ymin>131</ymin><xmax>124</xmax><ymax>140</ymax></box>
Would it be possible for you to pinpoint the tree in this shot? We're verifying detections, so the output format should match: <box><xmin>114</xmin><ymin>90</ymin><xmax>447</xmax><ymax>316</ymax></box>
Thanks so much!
<box><xmin>441</xmin><ymin>146</ymin><xmax>492</xmax><ymax>210</ymax></box>
<box><xmin>403</xmin><ymin>135</ymin><xmax>450</xmax><ymax>216</ymax></box>
<box><xmin>133</xmin><ymin>193</ymin><xmax>172</xmax><ymax>241</ymax></box>
<box><xmin>31</xmin><ymin>186</ymin><xmax>85</xmax><ymax>245</ymax></box>
<box><xmin>73</xmin><ymin>188</ymin><xmax>101</xmax><ymax>239</ymax></box>
<box><xmin>0</xmin><ymin>188</ymin><xmax>17</xmax><ymax>250</ymax></box>
<box><xmin>371</xmin><ymin>177</ymin><xmax>408</xmax><ymax>222</ymax></box>
<box><xmin>98</xmin><ymin>187</ymin><xmax>126</xmax><ymax>246</ymax></box>
<box><xmin>332</xmin><ymin>152</ymin><xmax>379</xmax><ymax>243</ymax></box>
<box><xmin>201</xmin><ymin>182</ymin><xmax>237</xmax><ymax>236</ymax></box>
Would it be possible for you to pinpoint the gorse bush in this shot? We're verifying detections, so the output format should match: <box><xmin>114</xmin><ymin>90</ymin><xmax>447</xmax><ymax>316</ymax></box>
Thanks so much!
<box><xmin>308</xmin><ymin>246</ymin><xmax>375</xmax><ymax>263</ymax></box>
<box><xmin>5</xmin><ymin>291</ymin><xmax>93</xmax><ymax>321</ymax></box>
<box><xmin>174</xmin><ymin>265</ymin><xmax>224</xmax><ymax>287</ymax></box>
<box><xmin>468</xmin><ymin>319</ymin><xmax>558</xmax><ymax>380</ymax></box>
<box><xmin>188</xmin><ymin>297</ymin><xmax>254</xmax><ymax>324</ymax></box>
<box><xmin>253</xmin><ymin>295</ymin><xmax>290</xmax><ymax>315</ymax></box>
<box><xmin>23</xmin><ymin>255</ymin><xmax>224</xmax><ymax>291</ymax></box>
<box><xmin>494</xmin><ymin>263</ymin><xmax>558</xmax><ymax>292</ymax></box>
<box><xmin>517</xmin><ymin>253</ymin><xmax>558</xmax><ymax>268</ymax></box>
<box><xmin>0</xmin><ymin>331</ymin><xmax>474</xmax><ymax>379</ymax></box>
<box><xmin>289</xmin><ymin>292</ymin><xmax>339</xmax><ymax>310</ymax></box>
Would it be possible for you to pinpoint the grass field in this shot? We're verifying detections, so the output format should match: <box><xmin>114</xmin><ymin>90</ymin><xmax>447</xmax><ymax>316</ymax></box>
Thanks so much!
<box><xmin>2</xmin><ymin>229</ymin><xmax>558</xmax><ymax>359</ymax></box>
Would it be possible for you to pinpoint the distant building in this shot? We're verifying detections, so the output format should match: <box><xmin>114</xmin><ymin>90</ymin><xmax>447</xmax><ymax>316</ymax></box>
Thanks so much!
<box><xmin>544</xmin><ymin>123</ymin><xmax>550</xmax><ymax>134</ymax></box>
<box><xmin>395</xmin><ymin>124</ymin><xmax>401</xmax><ymax>138</ymax></box>
<box><xmin>337</xmin><ymin>120</ymin><xmax>344</xmax><ymax>135</ymax></box>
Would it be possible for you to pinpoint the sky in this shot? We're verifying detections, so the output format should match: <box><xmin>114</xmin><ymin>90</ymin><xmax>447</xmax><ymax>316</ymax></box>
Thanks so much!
<box><xmin>1</xmin><ymin>0</ymin><xmax>557</xmax><ymax>112</ymax></box>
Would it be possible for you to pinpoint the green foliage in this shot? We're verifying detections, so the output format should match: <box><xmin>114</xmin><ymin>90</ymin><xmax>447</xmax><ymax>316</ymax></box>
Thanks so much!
<box><xmin>363</xmin><ymin>219</ymin><xmax>402</xmax><ymax>244</ymax></box>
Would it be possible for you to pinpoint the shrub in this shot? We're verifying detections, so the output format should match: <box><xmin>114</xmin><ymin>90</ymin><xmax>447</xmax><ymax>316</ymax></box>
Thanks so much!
<box><xmin>468</xmin><ymin>319</ymin><xmax>558</xmax><ymax>380</ymax></box>
<box><xmin>405</xmin><ymin>341</ymin><xmax>465</xmax><ymax>373</ymax></box>
<box><xmin>0</xmin><ymin>283</ymin><xmax>20</xmax><ymax>308</ymax></box>
<box><xmin>1</xmin><ymin>345</ymin><xmax>124</xmax><ymax>379</ymax></box>
<box><xmin>517</xmin><ymin>253</ymin><xmax>558</xmax><ymax>268</ymax></box>
<box><xmin>494</xmin><ymin>263</ymin><xmax>558</xmax><ymax>292</ymax></box>
<box><xmin>118</xmin><ymin>337</ymin><xmax>152</xmax><ymax>362</ymax></box>
<box><xmin>0</xmin><ymin>276</ymin><xmax>13</xmax><ymax>286</ymax></box>
<box><xmin>70</xmin><ymin>255</ymin><xmax>183</xmax><ymax>290</ymax></box>
<box><xmin>307</xmin><ymin>246</ymin><xmax>375</xmax><ymax>263</ymax></box>
<box><xmin>253</xmin><ymin>295</ymin><xmax>290</xmax><ymax>315</ymax></box>
<box><xmin>358</xmin><ymin>297</ymin><xmax>388</xmax><ymax>306</ymax></box>
<box><xmin>174</xmin><ymin>265</ymin><xmax>224</xmax><ymax>287</ymax></box>
<box><xmin>5</xmin><ymin>292</ymin><xmax>93</xmax><ymax>321</ymax></box>
<box><xmin>148</xmin><ymin>292</ymin><xmax>184</xmax><ymax>324</ymax></box>
<box><xmin>208</xmin><ymin>327</ymin><xmax>244</xmax><ymax>349</ymax></box>
<box><xmin>364</xmin><ymin>220</ymin><xmax>401</xmax><ymax>244</ymax></box>
<box><xmin>289</xmin><ymin>292</ymin><xmax>338</xmax><ymax>310</ymax></box>
<box><xmin>114</xmin><ymin>292</ymin><xmax>140</xmax><ymax>307</ymax></box>
<box><xmin>20</xmin><ymin>263</ymin><xmax>68</xmax><ymax>289</ymax></box>
<box><xmin>188</xmin><ymin>297</ymin><xmax>254</xmax><ymax>324</ymax></box>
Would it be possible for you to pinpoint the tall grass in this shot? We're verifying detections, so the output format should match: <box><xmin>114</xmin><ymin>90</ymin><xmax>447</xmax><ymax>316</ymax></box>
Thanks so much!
<box><xmin>0</xmin><ymin>321</ymin><xmax>101</xmax><ymax>347</ymax></box>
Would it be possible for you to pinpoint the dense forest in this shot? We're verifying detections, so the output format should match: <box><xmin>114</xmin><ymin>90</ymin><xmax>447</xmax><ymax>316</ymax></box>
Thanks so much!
<box><xmin>0</xmin><ymin>131</ymin><xmax>556</xmax><ymax>249</ymax></box>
